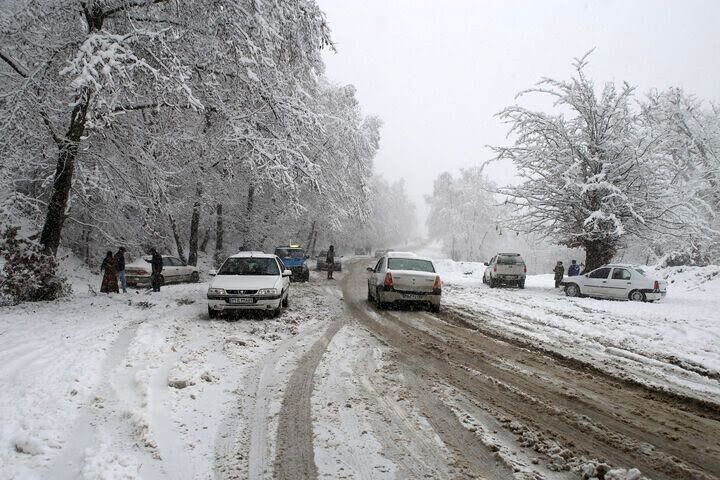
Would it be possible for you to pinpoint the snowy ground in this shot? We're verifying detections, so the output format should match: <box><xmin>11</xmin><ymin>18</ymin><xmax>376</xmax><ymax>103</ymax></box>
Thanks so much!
<box><xmin>431</xmin><ymin>256</ymin><xmax>720</xmax><ymax>405</ymax></box>
<box><xmin>2</xmin><ymin>254</ymin><xmax>718</xmax><ymax>480</ymax></box>
<box><xmin>0</xmin><ymin>261</ymin><xmax>327</xmax><ymax>480</ymax></box>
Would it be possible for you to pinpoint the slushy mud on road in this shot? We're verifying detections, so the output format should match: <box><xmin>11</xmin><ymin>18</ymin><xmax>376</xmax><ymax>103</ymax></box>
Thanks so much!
<box><xmin>260</xmin><ymin>259</ymin><xmax>719</xmax><ymax>480</ymax></box>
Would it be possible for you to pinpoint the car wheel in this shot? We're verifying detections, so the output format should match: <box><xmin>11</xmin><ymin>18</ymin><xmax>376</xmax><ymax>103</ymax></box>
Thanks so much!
<box><xmin>629</xmin><ymin>290</ymin><xmax>646</xmax><ymax>302</ymax></box>
<box><xmin>159</xmin><ymin>275</ymin><xmax>166</xmax><ymax>286</ymax></box>
<box><xmin>375</xmin><ymin>288</ymin><xmax>385</xmax><ymax>309</ymax></box>
<box><xmin>282</xmin><ymin>292</ymin><xmax>289</xmax><ymax>308</ymax></box>
<box><xmin>191</xmin><ymin>271</ymin><xmax>199</xmax><ymax>283</ymax></box>
<box><xmin>429</xmin><ymin>303</ymin><xmax>441</xmax><ymax>313</ymax></box>
<box><xmin>367</xmin><ymin>287</ymin><xmax>373</xmax><ymax>301</ymax></box>
<box><xmin>482</xmin><ymin>275</ymin><xmax>486</xmax><ymax>284</ymax></box>
<box><xmin>565</xmin><ymin>283</ymin><xmax>580</xmax><ymax>297</ymax></box>
<box><xmin>489</xmin><ymin>277</ymin><xmax>497</xmax><ymax>288</ymax></box>
<box><xmin>208</xmin><ymin>306</ymin><xmax>218</xmax><ymax>319</ymax></box>
<box><xmin>518</xmin><ymin>280</ymin><xmax>525</xmax><ymax>289</ymax></box>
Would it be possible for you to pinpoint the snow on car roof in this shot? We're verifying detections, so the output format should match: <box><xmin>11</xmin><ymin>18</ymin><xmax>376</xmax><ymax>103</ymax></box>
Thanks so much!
<box><xmin>230</xmin><ymin>251</ymin><xmax>274</xmax><ymax>258</ymax></box>
<box><xmin>386</xmin><ymin>251</ymin><xmax>417</xmax><ymax>258</ymax></box>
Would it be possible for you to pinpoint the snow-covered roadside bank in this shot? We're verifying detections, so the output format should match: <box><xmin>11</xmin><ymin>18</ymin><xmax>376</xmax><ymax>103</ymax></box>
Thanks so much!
<box><xmin>432</xmin><ymin>258</ymin><xmax>720</xmax><ymax>404</ymax></box>
<box><xmin>0</xmin><ymin>269</ymin><xmax>328</xmax><ymax>480</ymax></box>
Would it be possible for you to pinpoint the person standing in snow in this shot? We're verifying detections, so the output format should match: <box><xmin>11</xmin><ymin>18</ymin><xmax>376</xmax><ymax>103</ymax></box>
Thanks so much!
<box><xmin>326</xmin><ymin>245</ymin><xmax>335</xmax><ymax>280</ymax></box>
<box><xmin>100</xmin><ymin>251</ymin><xmax>119</xmax><ymax>294</ymax></box>
<box><xmin>150</xmin><ymin>248</ymin><xmax>163</xmax><ymax>292</ymax></box>
<box><xmin>568</xmin><ymin>259</ymin><xmax>580</xmax><ymax>277</ymax></box>
<box><xmin>115</xmin><ymin>247</ymin><xmax>127</xmax><ymax>293</ymax></box>
<box><xmin>553</xmin><ymin>261</ymin><xmax>565</xmax><ymax>288</ymax></box>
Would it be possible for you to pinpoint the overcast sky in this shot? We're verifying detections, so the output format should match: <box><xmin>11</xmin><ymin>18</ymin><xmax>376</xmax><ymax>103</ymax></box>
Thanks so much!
<box><xmin>317</xmin><ymin>0</ymin><xmax>720</xmax><ymax>222</ymax></box>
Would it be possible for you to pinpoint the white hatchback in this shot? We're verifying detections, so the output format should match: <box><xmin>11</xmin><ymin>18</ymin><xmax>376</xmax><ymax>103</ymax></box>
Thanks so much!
<box><xmin>561</xmin><ymin>264</ymin><xmax>667</xmax><ymax>302</ymax></box>
<box><xmin>207</xmin><ymin>252</ymin><xmax>292</xmax><ymax>318</ymax></box>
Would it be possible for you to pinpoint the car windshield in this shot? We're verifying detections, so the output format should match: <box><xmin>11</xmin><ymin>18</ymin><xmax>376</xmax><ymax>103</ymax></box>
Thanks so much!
<box><xmin>274</xmin><ymin>248</ymin><xmax>305</xmax><ymax>259</ymax></box>
<box><xmin>218</xmin><ymin>257</ymin><xmax>279</xmax><ymax>276</ymax></box>
<box><xmin>387</xmin><ymin>258</ymin><xmax>435</xmax><ymax>272</ymax></box>
<box><xmin>497</xmin><ymin>255</ymin><xmax>522</xmax><ymax>265</ymax></box>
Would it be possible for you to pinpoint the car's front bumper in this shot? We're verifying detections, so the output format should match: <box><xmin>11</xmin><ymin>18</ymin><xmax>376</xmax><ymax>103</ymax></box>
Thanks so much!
<box><xmin>207</xmin><ymin>294</ymin><xmax>282</xmax><ymax>311</ymax></box>
<box><xmin>378</xmin><ymin>289</ymin><xmax>441</xmax><ymax>306</ymax></box>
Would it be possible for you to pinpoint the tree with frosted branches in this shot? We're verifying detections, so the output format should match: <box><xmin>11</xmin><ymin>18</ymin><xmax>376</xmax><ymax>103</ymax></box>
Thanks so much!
<box><xmin>492</xmin><ymin>52</ymin><xmax>699</xmax><ymax>270</ymax></box>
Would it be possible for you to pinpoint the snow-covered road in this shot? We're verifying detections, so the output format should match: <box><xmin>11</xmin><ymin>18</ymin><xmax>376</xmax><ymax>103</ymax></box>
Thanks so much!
<box><xmin>2</xmin><ymin>259</ymin><xmax>719</xmax><ymax>480</ymax></box>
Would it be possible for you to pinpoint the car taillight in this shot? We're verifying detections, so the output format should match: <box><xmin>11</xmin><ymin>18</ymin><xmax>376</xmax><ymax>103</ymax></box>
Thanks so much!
<box><xmin>493</xmin><ymin>265</ymin><xmax>497</xmax><ymax>272</ymax></box>
<box><xmin>433</xmin><ymin>276</ymin><xmax>442</xmax><ymax>290</ymax></box>
<box><xmin>654</xmin><ymin>280</ymin><xmax>659</xmax><ymax>291</ymax></box>
<box><xmin>524</xmin><ymin>265</ymin><xmax>527</xmax><ymax>273</ymax></box>
<box><xmin>384</xmin><ymin>272</ymin><xmax>393</xmax><ymax>288</ymax></box>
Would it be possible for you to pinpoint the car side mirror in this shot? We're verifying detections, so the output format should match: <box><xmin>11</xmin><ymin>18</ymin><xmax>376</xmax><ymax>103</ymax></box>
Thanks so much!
<box><xmin>483</xmin><ymin>262</ymin><xmax>489</xmax><ymax>267</ymax></box>
<box><xmin>366</xmin><ymin>267</ymin><xmax>374</xmax><ymax>273</ymax></box>
<box><xmin>208</xmin><ymin>269</ymin><xmax>217</xmax><ymax>276</ymax></box>
<box><xmin>282</xmin><ymin>269</ymin><xmax>293</xmax><ymax>277</ymax></box>
<box><xmin>304</xmin><ymin>255</ymin><xmax>310</xmax><ymax>259</ymax></box>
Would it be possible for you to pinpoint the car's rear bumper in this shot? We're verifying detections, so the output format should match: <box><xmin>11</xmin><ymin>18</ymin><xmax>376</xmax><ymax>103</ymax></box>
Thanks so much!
<box><xmin>378</xmin><ymin>289</ymin><xmax>441</xmax><ymax>306</ymax></box>
<box><xmin>127</xmin><ymin>275</ymin><xmax>151</xmax><ymax>286</ymax></box>
<box><xmin>641</xmin><ymin>290</ymin><xmax>666</xmax><ymax>301</ymax></box>
<box><xmin>494</xmin><ymin>274</ymin><xmax>525</xmax><ymax>282</ymax></box>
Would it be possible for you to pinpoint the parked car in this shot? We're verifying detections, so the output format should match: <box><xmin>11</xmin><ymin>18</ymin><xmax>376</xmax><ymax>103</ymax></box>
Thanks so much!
<box><xmin>274</xmin><ymin>245</ymin><xmax>309</xmax><ymax>282</ymax></box>
<box><xmin>354</xmin><ymin>247</ymin><xmax>371</xmax><ymax>255</ymax></box>
<box><xmin>316</xmin><ymin>250</ymin><xmax>343</xmax><ymax>272</ymax></box>
<box><xmin>367</xmin><ymin>251</ymin><xmax>441</xmax><ymax>312</ymax></box>
<box><xmin>206</xmin><ymin>251</ymin><xmax>292</xmax><ymax>318</ymax></box>
<box><xmin>561</xmin><ymin>264</ymin><xmax>667</xmax><ymax>302</ymax></box>
<box><xmin>483</xmin><ymin>253</ymin><xmax>527</xmax><ymax>288</ymax></box>
<box><xmin>125</xmin><ymin>255</ymin><xmax>199</xmax><ymax>287</ymax></box>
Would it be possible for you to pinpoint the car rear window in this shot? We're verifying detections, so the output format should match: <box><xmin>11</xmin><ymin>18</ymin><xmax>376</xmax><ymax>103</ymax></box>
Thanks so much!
<box><xmin>274</xmin><ymin>248</ymin><xmax>305</xmax><ymax>259</ymax></box>
<box><xmin>387</xmin><ymin>258</ymin><xmax>435</xmax><ymax>272</ymax></box>
<box><xmin>497</xmin><ymin>255</ymin><xmax>523</xmax><ymax>265</ymax></box>
<box><xmin>219</xmin><ymin>257</ymin><xmax>279</xmax><ymax>276</ymax></box>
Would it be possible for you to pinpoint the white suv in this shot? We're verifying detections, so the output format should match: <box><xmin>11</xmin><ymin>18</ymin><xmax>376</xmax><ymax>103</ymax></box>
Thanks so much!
<box><xmin>561</xmin><ymin>264</ymin><xmax>667</xmax><ymax>302</ymax></box>
<box><xmin>483</xmin><ymin>253</ymin><xmax>527</xmax><ymax>289</ymax></box>
<box><xmin>207</xmin><ymin>252</ymin><xmax>292</xmax><ymax>318</ymax></box>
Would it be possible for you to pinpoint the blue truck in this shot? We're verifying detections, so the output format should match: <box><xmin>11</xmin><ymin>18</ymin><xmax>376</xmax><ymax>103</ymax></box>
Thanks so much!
<box><xmin>274</xmin><ymin>244</ymin><xmax>310</xmax><ymax>282</ymax></box>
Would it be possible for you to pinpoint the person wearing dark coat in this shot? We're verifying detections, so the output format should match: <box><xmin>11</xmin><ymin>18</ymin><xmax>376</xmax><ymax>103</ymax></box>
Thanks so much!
<box><xmin>553</xmin><ymin>261</ymin><xmax>565</xmax><ymax>288</ymax></box>
<box><xmin>115</xmin><ymin>247</ymin><xmax>127</xmax><ymax>293</ymax></box>
<box><xmin>100</xmin><ymin>251</ymin><xmax>119</xmax><ymax>293</ymax></box>
<box><xmin>568</xmin><ymin>260</ymin><xmax>580</xmax><ymax>277</ymax></box>
<box><xmin>150</xmin><ymin>248</ymin><xmax>163</xmax><ymax>292</ymax></box>
<box><xmin>326</xmin><ymin>245</ymin><xmax>335</xmax><ymax>280</ymax></box>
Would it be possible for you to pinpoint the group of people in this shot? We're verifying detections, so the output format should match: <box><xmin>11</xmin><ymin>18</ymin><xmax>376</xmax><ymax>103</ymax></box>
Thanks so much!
<box><xmin>100</xmin><ymin>247</ymin><xmax>164</xmax><ymax>294</ymax></box>
<box><xmin>553</xmin><ymin>259</ymin><xmax>584</xmax><ymax>288</ymax></box>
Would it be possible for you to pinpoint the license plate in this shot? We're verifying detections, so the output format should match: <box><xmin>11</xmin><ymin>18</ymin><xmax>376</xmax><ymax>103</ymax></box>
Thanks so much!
<box><xmin>229</xmin><ymin>297</ymin><xmax>253</xmax><ymax>304</ymax></box>
<box><xmin>505</xmin><ymin>275</ymin><xmax>517</xmax><ymax>279</ymax></box>
<box><xmin>403</xmin><ymin>294</ymin><xmax>423</xmax><ymax>300</ymax></box>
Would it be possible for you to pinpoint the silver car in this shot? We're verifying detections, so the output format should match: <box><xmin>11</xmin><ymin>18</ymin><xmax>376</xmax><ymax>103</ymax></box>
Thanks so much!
<box><xmin>367</xmin><ymin>252</ymin><xmax>441</xmax><ymax>312</ymax></box>
<box><xmin>483</xmin><ymin>253</ymin><xmax>527</xmax><ymax>288</ymax></box>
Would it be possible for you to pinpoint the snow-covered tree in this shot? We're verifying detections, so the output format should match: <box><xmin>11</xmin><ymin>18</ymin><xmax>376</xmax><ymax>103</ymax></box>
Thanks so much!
<box><xmin>492</xmin><ymin>53</ymin><xmax>698</xmax><ymax>270</ymax></box>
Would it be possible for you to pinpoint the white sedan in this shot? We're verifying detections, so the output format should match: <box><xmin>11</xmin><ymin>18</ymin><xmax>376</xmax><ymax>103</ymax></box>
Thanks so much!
<box><xmin>561</xmin><ymin>264</ymin><xmax>667</xmax><ymax>302</ymax></box>
<box><xmin>125</xmin><ymin>255</ymin><xmax>199</xmax><ymax>287</ymax></box>
<box><xmin>207</xmin><ymin>252</ymin><xmax>292</xmax><ymax>318</ymax></box>
<box><xmin>367</xmin><ymin>252</ymin><xmax>442</xmax><ymax>312</ymax></box>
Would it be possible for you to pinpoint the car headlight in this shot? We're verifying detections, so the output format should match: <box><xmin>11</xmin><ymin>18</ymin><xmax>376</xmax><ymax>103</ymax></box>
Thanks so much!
<box><xmin>208</xmin><ymin>288</ymin><xmax>226</xmax><ymax>296</ymax></box>
<box><xmin>257</xmin><ymin>288</ymin><xmax>279</xmax><ymax>296</ymax></box>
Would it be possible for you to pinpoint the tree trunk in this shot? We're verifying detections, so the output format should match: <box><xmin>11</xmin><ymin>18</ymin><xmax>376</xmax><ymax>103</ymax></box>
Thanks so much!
<box><xmin>583</xmin><ymin>239</ymin><xmax>617</xmax><ymax>272</ymax></box>
<box><xmin>305</xmin><ymin>220</ymin><xmax>316</xmax><ymax>251</ymax></box>
<box><xmin>169</xmin><ymin>213</ymin><xmax>187</xmax><ymax>263</ymax></box>
<box><xmin>188</xmin><ymin>185</ymin><xmax>202</xmax><ymax>266</ymax></box>
<box><xmin>199</xmin><ymin>229</ymin><xmax>210</xmax><ymax>253</ymax></box>
<box><xmin>240</xmin><ymin>183</ymin><xmax>255</xmax><ymax>250</ymax></box>
<box><xmin>214</xmin><ymin>203</ymin><xmax>224</xmax><ymax>267</ymax></box>
<box><xmin>39</xmin><ymin>88</ymin><xmax>91</xmax><ymax>255</ymax></box>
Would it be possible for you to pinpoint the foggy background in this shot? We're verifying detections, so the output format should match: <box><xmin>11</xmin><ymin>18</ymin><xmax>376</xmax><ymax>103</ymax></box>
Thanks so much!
<box><xmin>318</xmin><ymin>0</ymin><xmax>720</xmax><ymax>230</ymax></box>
